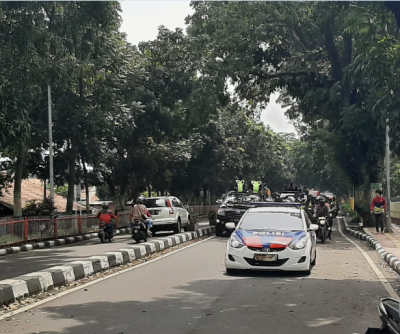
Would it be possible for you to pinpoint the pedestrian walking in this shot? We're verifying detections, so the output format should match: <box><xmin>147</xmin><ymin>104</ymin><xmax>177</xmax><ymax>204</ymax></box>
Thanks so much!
<box><xmin>370</xmin><ymin>190</ymin><xmax>387</xmax><ymax>234</ymax></box>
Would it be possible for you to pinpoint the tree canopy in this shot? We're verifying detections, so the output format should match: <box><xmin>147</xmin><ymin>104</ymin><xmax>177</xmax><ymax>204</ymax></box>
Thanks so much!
<box><xmin>2</xmin><ymin>1</ymin><xmax>400</xmax><ymax>216</ymax></box>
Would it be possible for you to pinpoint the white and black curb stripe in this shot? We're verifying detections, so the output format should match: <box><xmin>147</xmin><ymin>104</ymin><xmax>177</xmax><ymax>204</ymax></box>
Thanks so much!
<box><xmin>341</xmin><ymin>217</ymin><xmax>400</xmax><ymax>276</ymax></box>
<box><xmin>0</xmin><ymin>226</ymin><xmax>215</xmax><ymax>305</ymax></box>
<box><xmin>0</xmin><ymin>227</ymin><xmax>135</xmax><ymax>257</ymax></box>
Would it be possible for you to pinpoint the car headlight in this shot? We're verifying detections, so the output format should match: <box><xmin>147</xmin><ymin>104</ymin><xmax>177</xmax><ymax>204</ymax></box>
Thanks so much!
<box><xmin>290</xmin><ymin>236</ymin><xmax>308</xmax><ymax>250</ymax></box>
<box><xmin>230</xmin><ymin>234</ymin><xmax>244</xmax><ymax>248</ymax></box>
<box><xmin>217</xmin><ymin>209</ymin><xmax>225</xmax><ymax>216</ymax></box>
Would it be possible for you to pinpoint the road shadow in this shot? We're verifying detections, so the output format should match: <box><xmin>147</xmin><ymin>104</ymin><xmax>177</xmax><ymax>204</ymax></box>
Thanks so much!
<box><xmin>7</xmin><ymin>275</ymin><xmax>385</xmax><ymax>334</ymax></box>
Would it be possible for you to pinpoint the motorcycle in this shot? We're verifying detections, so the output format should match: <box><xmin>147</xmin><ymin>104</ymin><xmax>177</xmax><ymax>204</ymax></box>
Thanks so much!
<box><xmin>98</xmin><ymin>222</ymin><xmax>114</xmax><ymax>243</ymax></box>
<box><xmin>131</xmin><ymin>219</ymin><xmax>148</xmax><ymax>244</ymax></box>
<box><xmin>329</xmin><ymin>204</ymin><xmax>339</xmax><ymax>217</ymax></box>
<box><xmin>365</xmin><ymin>297</ymin><xmax>400</xmax><ymax>333</ymax></box>
<box><xmin>315</xmin><ymin>216</ymin><xmax>330</xmax><ymax>244</ymax></box>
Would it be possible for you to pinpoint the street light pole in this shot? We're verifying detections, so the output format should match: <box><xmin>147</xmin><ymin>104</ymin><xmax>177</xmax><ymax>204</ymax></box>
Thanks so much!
<box><xmin>48</xmin><ymin>85</ymin><xmax>54</xmax><ymax>204</ymax></box>
<box><xmin>385</xmin><ymin>118</ymin><xmax>392</xmax><ymax>233</ymax></box>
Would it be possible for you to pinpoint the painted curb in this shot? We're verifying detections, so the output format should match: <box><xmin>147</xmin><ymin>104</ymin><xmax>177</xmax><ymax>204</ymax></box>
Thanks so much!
<box><xmin>341</xmin><ymin>217</ymin><xmax>400</xmax><ymax>275</ymax></box>
<box><xmin>0</xmin><ymin>226</ymin><xmax>215</xmax><ymax>305</ymax></box>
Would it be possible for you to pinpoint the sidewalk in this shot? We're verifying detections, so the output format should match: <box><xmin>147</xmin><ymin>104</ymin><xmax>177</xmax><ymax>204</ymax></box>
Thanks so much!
<box><xmin>363</xmin><ymin>224</ymin><xmax>400</xmax><ymax>259</ymax></box>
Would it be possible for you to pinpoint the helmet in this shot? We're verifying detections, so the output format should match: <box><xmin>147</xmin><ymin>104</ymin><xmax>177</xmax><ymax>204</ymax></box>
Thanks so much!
<box><xmin>319</xmin><ymin>199</ymin><xmax>326</xmax><ymax>206</ymax></box>
<box><xmin>136</xmin><ymin>196</ymin><xmax>145</xmax><ymax>204</ymax></box>
<box><xmin>102</xmin><ymin>202</ymin><xmax>109</xmax><ymax>210</ymax></box>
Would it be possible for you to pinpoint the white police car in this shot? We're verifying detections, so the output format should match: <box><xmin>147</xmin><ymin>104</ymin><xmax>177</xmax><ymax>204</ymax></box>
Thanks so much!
<box><xmin>224</xmin><ymin>204</ymin><xmax>318</xmax><ymax>275</ymax></box>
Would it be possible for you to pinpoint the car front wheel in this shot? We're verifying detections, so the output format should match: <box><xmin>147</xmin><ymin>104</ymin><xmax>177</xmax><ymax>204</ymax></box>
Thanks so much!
<box><xmin>311</xmin><ymin>250</ymin><xmax>316</xmax><ymax>266</ymax></box>
<box><xmin>302</xmin><ymin>252</ymin><xmax>313</xmax><ymax>275</ymax></box>
<box><xmin>226</xmin><ymin>268</ymin><xmax>238</xmax><ymax>276</ymax></box>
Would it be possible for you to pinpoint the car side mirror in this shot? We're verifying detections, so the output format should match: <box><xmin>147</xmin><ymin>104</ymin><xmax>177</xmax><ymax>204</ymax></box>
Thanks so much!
<box><xmin>308</xmin><ymin>224</ymin><xmax>319</xmax><ymax>232</ymax></box>
<box><xmin>216</xmin><ymin>199</ymin><xmax>223</xmax><ymax>204</ymax></box>
<box><xmin>225</xmin><ymin>222</ymin><xmax>236</xmax><ymax>230</ymax></box>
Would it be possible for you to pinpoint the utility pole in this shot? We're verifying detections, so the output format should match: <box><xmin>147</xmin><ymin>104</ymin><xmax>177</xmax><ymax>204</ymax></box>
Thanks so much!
<box><xmin>48</xmin><ymin>85</ymin><xmax>55</xmax><ymax>205</ymax></box>
<box><xmin>385</xmin><ymin>118</ymin><xmax>392</xmax><ymax>233</ymax></box>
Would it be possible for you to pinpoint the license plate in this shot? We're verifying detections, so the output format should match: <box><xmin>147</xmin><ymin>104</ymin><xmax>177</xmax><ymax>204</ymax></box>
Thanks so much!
<box><xmin>254</xmin><ymin>254</ymin><xmax>278</xmax><ymax>262</ymax></box>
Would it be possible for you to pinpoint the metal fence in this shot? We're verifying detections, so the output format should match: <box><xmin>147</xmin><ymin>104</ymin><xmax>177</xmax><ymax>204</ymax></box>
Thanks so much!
<box><xmin>187</xmin><ymin>205</ymin><xmax>219</xmax><ymax>216</ymax></box>
<box><xmin>391</xmin><ymin>202</ymin><xmax>400</xmax><ymax>225</ymax></box>
<box><xmin>0</xmin><ymin>205</ymin><xmax>214</xmax><ymax>248</ymax></box>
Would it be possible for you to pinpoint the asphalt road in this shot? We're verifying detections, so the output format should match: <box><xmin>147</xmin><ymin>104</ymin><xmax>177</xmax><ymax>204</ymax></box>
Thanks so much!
<box><xmin>0</xmin><ymin>223</ymin><xmax>393</xmax><ymax>334</ymax></box>
<box><xmin>0</xmin><ymin>221</ymin><xmax>209</xmax><ymax>281</ymax></box>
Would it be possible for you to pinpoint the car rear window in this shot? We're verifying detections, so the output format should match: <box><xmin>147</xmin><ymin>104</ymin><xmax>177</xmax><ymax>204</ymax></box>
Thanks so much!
<box><xmin>239</xmin><ymin>212</ymin><xmax>303</xmax><ymax>231</ymax></box>
<box><xmin>144</xmin><ymin>199</ymin><xmax>167</xmax><ymax>208</ymax></box>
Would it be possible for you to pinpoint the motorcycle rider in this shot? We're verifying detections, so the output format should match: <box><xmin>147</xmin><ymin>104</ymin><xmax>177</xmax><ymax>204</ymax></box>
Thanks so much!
<box><xmin>315</xmin><ymin>198</ymin><xmax>332</xmax><ymax>240</ymax></box>
<box><xmin>131</xmin><ymin>196</ymin><xmax>153</xmax><ymax>237</ymax></box>
<box><xmin>96</xmin><ymin>203</ymin><xmax>117</xmax><ymax>237</ymax></box>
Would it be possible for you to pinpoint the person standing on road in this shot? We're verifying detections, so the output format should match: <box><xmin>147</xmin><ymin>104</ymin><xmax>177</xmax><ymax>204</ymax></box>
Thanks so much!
<box><xmin>371</xmin><ymin>190</ymin><xmax>387</xmax><ymax>234</ymax></box>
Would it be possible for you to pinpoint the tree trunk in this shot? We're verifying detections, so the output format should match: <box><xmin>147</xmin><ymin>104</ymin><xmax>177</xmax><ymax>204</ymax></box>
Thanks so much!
<box><xmin>13</xmin><ymin>144</ymin><xmax>26</xmax><ymax>217</ymax></box>
<box><xmin>323</xmin><ymin>14</ymin><xmax>342</xmax><ymax>82</ymax></box>
<box><xmin>43</xmin><ymin>179</ymin><xmax>47</xmax><ymax>201</ymax></box>
<box><xmin>105</xmin><ymin>175</ymin><xmax>117</xmax><ymax>198</ymax></box>
<box><xmin>66</xmin><ymin>140</ymin><xmax>76</xmax><ymax>214</ymax></box>
<box><xmin>117</xmin><ymin>176</ymin><xmax>129</xmax><ymax>211</ymax></box>
<box><xmin>67</xmin><ymin>73</ymin><xmax>84</xmax><ymax>213</ymax></box>
<box><xmin>80</xmin><ymin>153</ymin><xmax>90</xmax><ymax>214</ymax></box>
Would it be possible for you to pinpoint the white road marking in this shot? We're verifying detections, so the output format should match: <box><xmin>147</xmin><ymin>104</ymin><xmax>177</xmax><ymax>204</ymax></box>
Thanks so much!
<box><xmin>0</xmin><ymin>236</ymin><xmax>215</xmax><ymax>321</ymax></box>
<box><xmin>337</xmin><ymin>220</ymin><xmax>399</xmax><ymax>299</ymax></box>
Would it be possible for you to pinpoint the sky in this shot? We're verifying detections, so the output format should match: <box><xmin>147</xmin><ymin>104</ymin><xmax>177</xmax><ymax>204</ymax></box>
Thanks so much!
<box><xmin>119</xmin><ymin>1</ymin><xmax>296</xmax><ymax>134</ymax></box>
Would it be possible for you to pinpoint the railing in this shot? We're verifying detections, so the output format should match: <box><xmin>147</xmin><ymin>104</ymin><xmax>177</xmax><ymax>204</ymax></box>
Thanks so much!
<box><xmin>187</xmin><ymin>205</ymin><xmax>219</xmax><ymax>216</ymax></box>
<box><xmin>391</xmin><ymin>202</ymin><xmax>400</xmax><ymax>225</ymax></box>
<box><xmin>0</xmin><ymin>206</ymin><xmax>214</xmax><ymax>248</ymax></box>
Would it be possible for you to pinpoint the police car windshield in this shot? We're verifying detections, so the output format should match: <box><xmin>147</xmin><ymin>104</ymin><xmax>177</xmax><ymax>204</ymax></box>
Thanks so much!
<box><xmin>240</xmin><ymin>212</ymin><xmax>303</xmax><ymax>231</ymax></box>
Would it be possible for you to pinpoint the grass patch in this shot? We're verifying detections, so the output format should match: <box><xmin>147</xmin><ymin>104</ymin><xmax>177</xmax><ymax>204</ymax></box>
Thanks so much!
<box><xmin>0</xmin><ymin>235</ymin><xmax>24</xmax><ymax>246</ymax></box>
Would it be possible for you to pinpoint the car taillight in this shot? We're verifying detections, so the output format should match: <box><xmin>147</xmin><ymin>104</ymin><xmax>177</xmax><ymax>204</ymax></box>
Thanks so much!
<box><xmin>167</xmin><ymin>199</ymin><xmax>174</xmax><ymax>215</ymax></box>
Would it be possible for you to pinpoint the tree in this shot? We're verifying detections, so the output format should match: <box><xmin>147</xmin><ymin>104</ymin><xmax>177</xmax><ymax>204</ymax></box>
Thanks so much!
<box><xmin>0</xmin><ymin>2</ymin><xmax>54</xmax><ymax>216</ymax></box>
<box><xmin>186</xmin><ymin>1</ymin><xmax>386</xmax><ymax>194</ymax></box>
